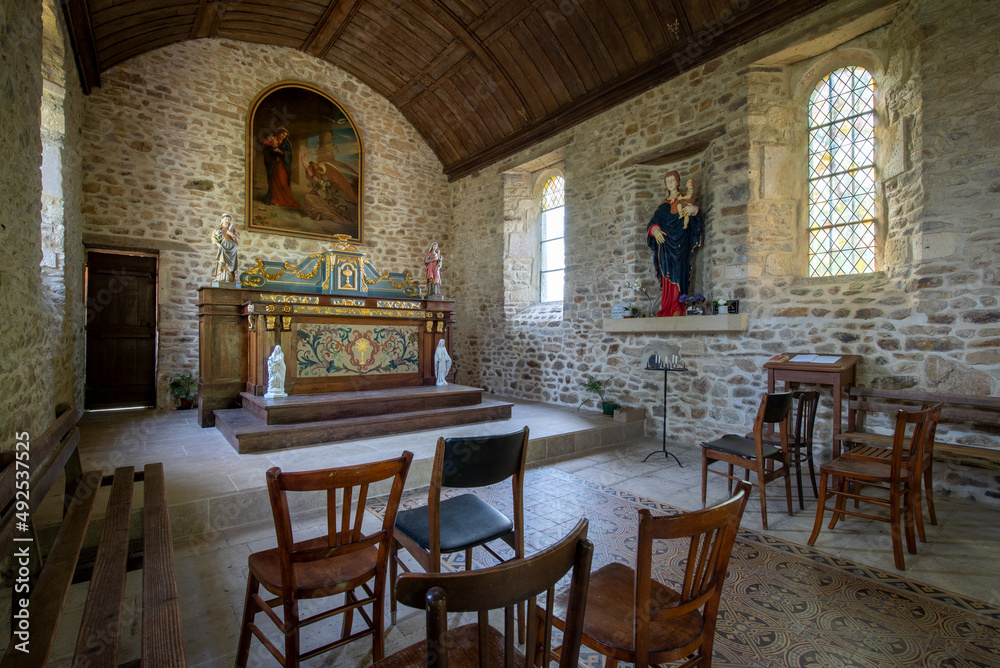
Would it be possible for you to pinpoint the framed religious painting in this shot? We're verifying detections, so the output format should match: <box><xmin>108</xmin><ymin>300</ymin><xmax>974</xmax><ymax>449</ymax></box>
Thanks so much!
<box><xmin>246</xmin><ymin>81</ymin><xmax>364</xmax><ymax>243</ymax></box>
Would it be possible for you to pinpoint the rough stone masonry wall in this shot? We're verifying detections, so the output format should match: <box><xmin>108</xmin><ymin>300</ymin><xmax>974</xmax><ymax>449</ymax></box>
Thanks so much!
<box><xmin>450</xmin><ymin>0</ymin><xmax>1000</xmax><ymax>500</ymax></box>
<box><xmin>81</xmin><ymin>39</ymin><xmax>449</xmax><ymax>406</ymax></box>
<box><xmin>0</xmin><ymin>0</ymin><xmax>84</xmax><ymax>443</ymax></box>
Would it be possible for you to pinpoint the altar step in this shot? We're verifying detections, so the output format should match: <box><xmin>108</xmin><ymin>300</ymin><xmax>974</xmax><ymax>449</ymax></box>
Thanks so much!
<box><xmin>214</xmin><ymin>385</ymin><xmax>513</xmax><ymax>454</ymax></box>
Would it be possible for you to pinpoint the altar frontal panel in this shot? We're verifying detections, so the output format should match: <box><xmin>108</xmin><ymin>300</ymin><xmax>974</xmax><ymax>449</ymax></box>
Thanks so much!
<box><xmin>296</xmin><ymin>323</ymin><xmax>419</xmax><ymax>377</ymax></box>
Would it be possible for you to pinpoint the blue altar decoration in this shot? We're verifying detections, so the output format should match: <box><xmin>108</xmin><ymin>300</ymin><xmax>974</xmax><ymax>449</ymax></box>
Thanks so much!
<box><xmin>239</xmin><ymin>237</ymin><xmax>420</xmax><ymax>298</ymax></box>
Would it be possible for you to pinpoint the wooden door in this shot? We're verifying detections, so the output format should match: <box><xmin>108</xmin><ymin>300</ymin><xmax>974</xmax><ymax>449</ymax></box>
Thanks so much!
<box><xmin>85</xmin><ymin>251</ymin><xmax>158</xmax><ymax>409</ymax></box>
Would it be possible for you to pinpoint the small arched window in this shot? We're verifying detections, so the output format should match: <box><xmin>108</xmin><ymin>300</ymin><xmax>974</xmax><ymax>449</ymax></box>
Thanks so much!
<box><xmin>539</xmin><ymin>175</ymin><xmax>565</xmax><ymax>301</ymax></box>
<box><xmin>807</xmin><ymin>66</ymin><xmax>877</xmax><ymax>277</ymax></box>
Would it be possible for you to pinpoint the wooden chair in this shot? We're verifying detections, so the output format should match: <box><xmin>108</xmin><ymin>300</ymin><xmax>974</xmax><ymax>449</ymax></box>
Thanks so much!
<box><xmin>390</xmin><ymin>427</ymin><xmax>529</xmax><ymax>625</ymax></box>
<box><xmin>746</xmin><ymin>390</ymin><xmax>820</xmax><ymax>509</ymax></box>
<box><xmin>235</xmin><ymin>451</ymin><xmax>412</xmax><ymax>667</ymax></box>
<box><xmin>376</xmin><ymin>519</ymin><xmax>593</xmax><ymax>668</ymax></box>
<box><xmin>841</xmin><ymin>402</ymin><xmax>943</xmax><ymax>541</ymax></box>
<box><xmin>546</xmin><ymin>485</ymin><xmax>751</xmax><ymax>668</ymax></box>
<box><xmin>808</xmin><ymin>406</ymin><xmax>935</xmax><ymax>570</ymax></box>
<box><xmin>702</xmin><ymin>392</ymin><xmax>794</xmax><ymax>529</ymax></box>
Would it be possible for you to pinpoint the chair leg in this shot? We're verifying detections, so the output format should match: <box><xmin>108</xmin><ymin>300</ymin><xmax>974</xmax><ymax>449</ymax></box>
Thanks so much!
<box><xmin>342</xmin><ymin>589</ymin><xmax>355</xmax><ymax>646</ymax></box>
<box><xmin>829</xmin><ymin>482</ymin><xmax>846</xmax><ymax>530</ymax></box>
<box><xmin>284</xmin><ymin>599</ymin><xmax>300</xmax><ymax>668</ymax></box>
<box><xmin>373</xmin><ymin>585</ymin><xmax>385</xmax><ymax>663</ymax></box>
<box><xmin>912</xmin><ymin>480</ymin><xmax>927</xmax><ymax>543</ymax></box>
<box><xmin>889</xmin><ymin>484</ymin><xmax>906</xmax><ymax>571</ymax></box>
<box><xmin>756</xmin><ymin>468</ymin><xmax>769</xmax><ymax>531</ymax></box>
<box><xmin>235</xmin><ymin>573</ymin><xmax>260</xmax><ymax>667</ymax></box>
<box><xmin>924</xmin><ymin>466</ymin><xmax>937</xmax><ymax>525</ymax></box>
<box><xmin>807</xmin><ymin>472</ymin><xmax>829</xmax><ymax>547</ymax></box>
<box><xmin>464</xmin><ymin>547</ymin><xmax>474</xmax><ymax>570</ymax></box>
<box><xmin>603</xmin><ymin>657</ymin><xmax>619</xmax><ymax>668</ymax></box>
<box><xmin>782</xmin><ymin>457</ymin><xmax>794</xmax><ymax>518</ymax></box>
<box><xmin>903</xmin><ymin>485</ymin><xmax>917</xmax><ymax>555</ymax></box>
<box><xmin>389</xmin><ymin>539</ymin><xmax>399</xmax><ymax>625</ymax></box>
<box><xmin>701</xmin><ymin>451</ymin><xmax>708</xmax><ymax>505</ymax></box>
<box><xmin>806</xmin><ymin>442</ymin><xmax>819</xmax><ymax>498</ymax></box>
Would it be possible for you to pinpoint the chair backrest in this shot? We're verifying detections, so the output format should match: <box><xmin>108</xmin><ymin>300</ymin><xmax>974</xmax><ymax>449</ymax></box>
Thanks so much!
<box><xmin>436</xmin><ymin>426</ymin><xmax>529</xmax><ymax>489</ymax></box>
<box><xmin>633</xmin><ymin>483</ymin><xmax>751</xmax><ymax>668</ymax></box>
<box><xmin>395</xmin><ymin>518</ymin><xmax>593</xmax><ymax>668</ymax></box>
<box><xmin>790</xmin><ymin>390</ymin><xmax>819</xmax><ymax>449</ymax></box>
<box><xmin>885</xmin><ymin>406</ymin><xmax>934</xmax><ymax>480</ymax></box>
<box><xmin>265</xmin><ymin>451</ymin><xmax>413</xmax><ymax>598</ymax></box>
<box><xmin>752</xmin><ymin>392</ymin><xmax>793</xmax><ymax>455</ymax></box>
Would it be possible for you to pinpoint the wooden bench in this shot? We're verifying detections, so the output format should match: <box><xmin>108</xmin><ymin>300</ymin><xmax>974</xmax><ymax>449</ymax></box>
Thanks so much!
<box><xmin>837</xmin><ymin>387</ymin><xmax>1000</xmax><ymax>460</ymax></box>
<box><xmin>0</xmin><ymin>406</ymin><xmax>185</xmax><ymax>667</ymax></box>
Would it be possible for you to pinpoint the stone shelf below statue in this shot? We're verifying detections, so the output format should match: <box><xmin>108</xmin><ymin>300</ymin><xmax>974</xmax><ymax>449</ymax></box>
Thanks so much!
<box><xmin>601</xmin><ymin>313</ymin><xmax>749</xmax><ymax>334</ymax></box>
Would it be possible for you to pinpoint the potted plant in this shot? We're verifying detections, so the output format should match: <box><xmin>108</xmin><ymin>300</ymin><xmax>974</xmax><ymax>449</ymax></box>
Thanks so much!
<box><xmin>679</xmin><ymin>292</ymin><xmax>707</xmax><ymax>315</ymax></box>
<box><xmin>578</xmin><ymin>376</ymin><xmax>621</xmax><ymax>416</ymax></box>
<box><xmin>168</xmin><ymin>371</ymin><xmax>198</xmax><ymax>410</ymax></box>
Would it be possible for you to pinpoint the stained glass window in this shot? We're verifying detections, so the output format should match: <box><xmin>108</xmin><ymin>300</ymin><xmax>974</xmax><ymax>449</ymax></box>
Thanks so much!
<box><xmin>540</xmin><ymin>176</ymin><xmax>565</xmax><ymax>302</ymax></box>
<box><xmin>808</xmin><ymin>67</ymin><xmax>877</xmax><ymax>277</ymax></box>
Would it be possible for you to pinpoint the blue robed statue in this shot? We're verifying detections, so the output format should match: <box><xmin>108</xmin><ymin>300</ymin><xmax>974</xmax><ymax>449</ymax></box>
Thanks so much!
<box><xmin>646</xmin><ymin>171</ymin><xmax>703</xmax><ymax>317</ymax></box>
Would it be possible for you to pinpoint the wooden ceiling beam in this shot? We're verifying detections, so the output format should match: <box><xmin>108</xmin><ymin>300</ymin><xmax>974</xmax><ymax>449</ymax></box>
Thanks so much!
<box><xmin>190</xmin><ymin>0</ymin><xmax>226</xmax><ymax>40</ymax></box>
<box><xmin>60</xmin><ymin>0</ymin><xmax>101</xmax><ymax>93</ymax></box>
<box><xmin>303</xmin><ymin>0</ymin><xmax>364</xmax><ymax>58</ymax></box>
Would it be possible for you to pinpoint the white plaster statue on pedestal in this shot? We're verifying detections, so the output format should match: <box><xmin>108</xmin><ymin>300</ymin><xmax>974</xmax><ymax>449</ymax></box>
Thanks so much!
<box><xmin>265</xmin><ymin>345</ymin><xmax>288</xmax><ymax>398</ymax></box>
<box><xmin>434</xmin><ymin>340</ymin><xmax>452</xmax><ymax>386</ymax></box>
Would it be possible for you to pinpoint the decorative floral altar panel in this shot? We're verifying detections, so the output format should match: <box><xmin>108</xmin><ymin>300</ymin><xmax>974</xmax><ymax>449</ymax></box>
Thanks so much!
<box><xmin>296</xmin><ymin>323</ymin><xmax>420</xmax><ymax>377</ymax></box>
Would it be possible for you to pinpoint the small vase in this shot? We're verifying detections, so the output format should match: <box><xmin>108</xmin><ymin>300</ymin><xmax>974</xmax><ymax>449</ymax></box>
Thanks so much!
<box><xmin>687</xmin><ymin>305</ymin><xmax>704</xmax><ymax>316</ymax></box>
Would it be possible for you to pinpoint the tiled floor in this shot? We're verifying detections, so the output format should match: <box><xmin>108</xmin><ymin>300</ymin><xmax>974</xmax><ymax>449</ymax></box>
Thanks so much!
<box><xmin>16</xmin><ymin>397</ymin><xmax>1000</xmax><ymax>666</ymax></box>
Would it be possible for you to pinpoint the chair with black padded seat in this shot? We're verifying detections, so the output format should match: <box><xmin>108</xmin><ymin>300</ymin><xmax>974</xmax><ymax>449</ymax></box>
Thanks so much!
<box><xmin>389</xmin><ymin>426</ymin><xmax>529</xmax><ymax>626</ymax></box>
<box><xmin>235</xmin><ymin>451</ymin><xmax>412</xmax><ymax>667</ymax></box>
<box><xmin>702</xmin><ymin>392</ymin><xmax>794</xmax><ymax>530</ymax></box>
<box><xmin>747</xmin><ymin>390</ymin><xmax>820</xmax><ymax>510</ymax></box>
<box><xmin>376</xmin><ymin>519</ymin><xmax>592</xmax><ymax>668</ymax></box>
<box><xmin>544</xmin><ymin>485</ymin><xmax>750</xmax><ymax>668</ymax></box>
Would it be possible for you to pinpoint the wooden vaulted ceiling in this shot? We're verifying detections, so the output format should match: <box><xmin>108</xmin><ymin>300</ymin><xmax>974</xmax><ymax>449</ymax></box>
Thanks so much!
<box><xmin>62</xmin><ymin>0</ymin><xmax>835</xmax><ymax>179</ymax></box>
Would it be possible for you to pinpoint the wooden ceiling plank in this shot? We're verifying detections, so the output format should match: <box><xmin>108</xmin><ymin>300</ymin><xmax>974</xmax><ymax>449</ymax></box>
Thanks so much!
<box><xmin>101</xmin><ymin>32</ymin><xmax>191</xmax><ymax>70</ymax></box>
<box><xmin>100</xmin><ymin>24</ymin><xmax>191</xmax><ymax>63</ymax></box>
<box><xmin>511</xmin><ymin>22</ymin><xmax>573</xmax><ymax>106</ymax></box>
<box><xmin>389</xmin><ymin>42</ymin><xmax>466</xmax><ymax>105</ymax></box>
<box><xmin>628</xmin><ymin>0</ymin><xmax>670</xmax><ymax>53</ymax></box>
<box><xmin>604</xmin><ymin>0</ymin><xmax>654</xmax><ymax>63</ymax></box>
<box><xmin>462</xmin><ymin>54</ymin><xmax>524</xmax><ymax>133</ymax></box>
<box><xmin>418</xmin><ymin>0</ymin><xmax>533</xmax><ymax>128</ymax></box>
<box><xmin>224</xmin><ymin>6</ymin><xmax>322</xmax><ymax>25</ymax></box>
<box><xmin>439</xmin><ymin>71</ymin><xmax>499</xmax><ymax>144</ymax></box>
<box><xmin>522</xmin><ymin>9</ymin><xmax>587</xmax><ymax>99</ymax></box>
<box><xmin>554</xmin><ymin>0</ymin><xmax>618</xmax><ymax>82</ymax></box>
<box><xmin>577</xmin><ymin>0</ymin><xmax>635</xmax><ymax>71</ymax></box>
<box><xmin>216</xmin><ymin>29</ymin><xmax>303</xmax><ymax>48</ymax></box>
<box><xmin>361</xmin><ymin>2</ymin><xmax>444</xmax><ymax>54</ymax></box>
<box><xmin>412</xmin><ymin>94</ymin><xmax>469</xmax><ymax>162</ymax></box>
<box><xmin>326</xmin><ymin>39</ymin><xmax>409</xmax><ymax>91</ymax></box>
<box><xmin>471</xmin><ymin>0</ymin><xmax>532</xmax><ymax>41</ymax></box>
<box><xmin>97</xmin><ymin>17</ymin><xmax>196</xmax><ymax>52</ymax></box>
<box><xmin>61</xmin><ymin>0</ymin><xmax>102</xmax><ymax>92</ymax></box>
<box><xmin>218</xmin><ymin>20</ymin><xmax>311</xmax><ymax>41</ymax></box>
<box><xmin>455</xmin><ymin>61</ymin><xmax>514</xmax><ymax>137</ymax></box>
<box><xmin>488</xmin><ymin>37</ymin><xmax>550</xmax><ymax>119</ymax></box>
<box><xmin>93</xmin><ymin>7</ymin><xmax>197</xmax><ymax>43</ymax></box>
<box><xmin>406</xmin><ymin>98</ymin><xmax>462</xmax><ymax>166</ymax></box>
<box><xmin>533</xmin><ymin>0</ymin><xmax>601</xmax><ymax>91</ymax></box>
<box><xmin>336</xmin><ymin>30</ymin><xmax>416</xmax><ymax>85</ymax></box>
<box><xmin>426</xmin><ymin>87</ymin><xmax>479</xmax><ymax>154</ymax></box>
<box><xmin>91</xmin><ymin>0</ymin><xmax>194</xmax><ymax>26</ymax></box>
<box><xmin>350</xmin><ymin>11</ymin><xmax>433</xmax><ymax>72</ymax></box>
<box><xmin>303</xmin><ymin>0</ymin><xmax>364</xmax><ymax>58</ymax></box>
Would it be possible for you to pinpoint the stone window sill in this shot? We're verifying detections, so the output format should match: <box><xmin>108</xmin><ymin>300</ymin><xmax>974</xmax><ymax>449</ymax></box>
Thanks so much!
<box><xmin>601</xmin><ymin>313</ymin><xmax>749</xmax><ymax>333</ymax></box>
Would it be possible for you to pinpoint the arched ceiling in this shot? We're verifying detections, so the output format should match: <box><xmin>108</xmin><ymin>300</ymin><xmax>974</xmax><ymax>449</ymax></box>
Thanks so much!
<box><xmin>62</xmin><ymin>0</ymin><xmax>839</xmax><ymax>179</ymax></box>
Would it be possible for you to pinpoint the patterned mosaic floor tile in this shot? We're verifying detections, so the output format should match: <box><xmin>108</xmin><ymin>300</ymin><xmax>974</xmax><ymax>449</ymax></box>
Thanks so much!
<box><xmin>372</xmin><ymin>466</ymin><xmax>1000</xmax><ymax>667</ymax></box>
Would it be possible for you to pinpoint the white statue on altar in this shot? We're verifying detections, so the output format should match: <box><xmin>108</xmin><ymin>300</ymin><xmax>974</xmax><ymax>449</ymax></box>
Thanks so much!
<box><xmin>265</xmin><ymin>345</ymin><xmax>287</xmax><ymax>398</ymax></box>
<box><xmin>434</xmin><ymin>340</ymin><xmax>452</xmax><ymax>386</ymax></box>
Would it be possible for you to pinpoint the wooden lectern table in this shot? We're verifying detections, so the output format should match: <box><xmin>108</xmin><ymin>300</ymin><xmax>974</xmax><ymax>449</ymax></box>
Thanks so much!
<box><xmin>764</xmin><ymin>353</ymin><xmax>861</xmax><ymax>456</ymax></box>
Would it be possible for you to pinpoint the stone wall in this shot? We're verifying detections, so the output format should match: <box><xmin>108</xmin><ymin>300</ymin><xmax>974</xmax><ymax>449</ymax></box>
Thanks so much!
<box><xmin>448</xmin><ymin>0</ymin><xmax>1000</xmax><ymax>500</ymax></box>
<box><xmin>0</xmin><ymin>0</ymin><xmax>83</xmax><ymax>443</ymax></box>
<box><xmin>81</xmin><ymin>39</ymin><xmax>450</xmax><ymax>406</ymax></box>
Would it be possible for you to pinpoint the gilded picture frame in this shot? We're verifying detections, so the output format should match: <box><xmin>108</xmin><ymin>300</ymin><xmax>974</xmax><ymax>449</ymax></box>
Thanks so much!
<box><xmin>246</xmin><ymin>81</ymin><xmax>364</xmax><ymax>243</ymax></box>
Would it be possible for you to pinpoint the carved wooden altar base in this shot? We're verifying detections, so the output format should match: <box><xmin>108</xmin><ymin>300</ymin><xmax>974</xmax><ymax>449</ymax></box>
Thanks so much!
<box><xmin>214</xmin><ymin>384</ymin><xmax>512</xmax><ymax>454</ymax></box>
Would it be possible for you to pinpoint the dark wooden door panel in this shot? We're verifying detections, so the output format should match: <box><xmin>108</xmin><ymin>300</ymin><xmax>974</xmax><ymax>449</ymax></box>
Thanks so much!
<box><xmin>85</xmin><ymin>252</ymin><xmax>157</xmax><ymax>410</ymax></box>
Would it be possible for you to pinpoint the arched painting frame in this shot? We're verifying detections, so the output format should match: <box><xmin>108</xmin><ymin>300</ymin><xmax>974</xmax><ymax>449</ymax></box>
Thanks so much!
<box><xmin>246</xmin><ymin>81</ymin><xmax>364</xmax><ymax>243</ymax></box>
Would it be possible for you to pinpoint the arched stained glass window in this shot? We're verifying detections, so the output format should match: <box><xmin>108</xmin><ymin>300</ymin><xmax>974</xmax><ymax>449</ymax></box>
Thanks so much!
<box><xmin>539</xmin><ymin>175</ymin><xmax>565</xmax><ymax>301</ymax></box>
<box><xmin>808</xmin><ymin>67</ymin><xmax>877</xmax><ymax>277</ymax></box>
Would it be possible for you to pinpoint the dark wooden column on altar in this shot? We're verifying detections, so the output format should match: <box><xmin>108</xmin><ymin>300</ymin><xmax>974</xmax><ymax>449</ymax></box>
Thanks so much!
<box><xmin>764</xmin><ymin>353</ymin><xmax>861</xmax><ymax>456</ymax></box>
<box><xmin>198</xmin><ymin>287</ymin><xmax>454</xmax><ymax>427</ymax></box>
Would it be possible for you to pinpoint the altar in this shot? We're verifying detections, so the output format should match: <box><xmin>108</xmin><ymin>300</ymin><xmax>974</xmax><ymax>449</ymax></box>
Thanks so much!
<box><xmin>197</xmin><ymin>241</ymin><xmax>454</xmax><ymax>428</ymax></box>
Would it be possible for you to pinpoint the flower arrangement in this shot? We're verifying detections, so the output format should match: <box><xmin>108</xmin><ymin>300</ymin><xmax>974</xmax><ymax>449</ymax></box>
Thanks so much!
<box><xmin>679</xmin><ymin>293</ymin><xmax>706</xmax><ymax>306</ymax></box>
<box><xmin>625</xmin><ymin>279</ymin><xmax>655</xmax><ymax>317</ymax></box>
